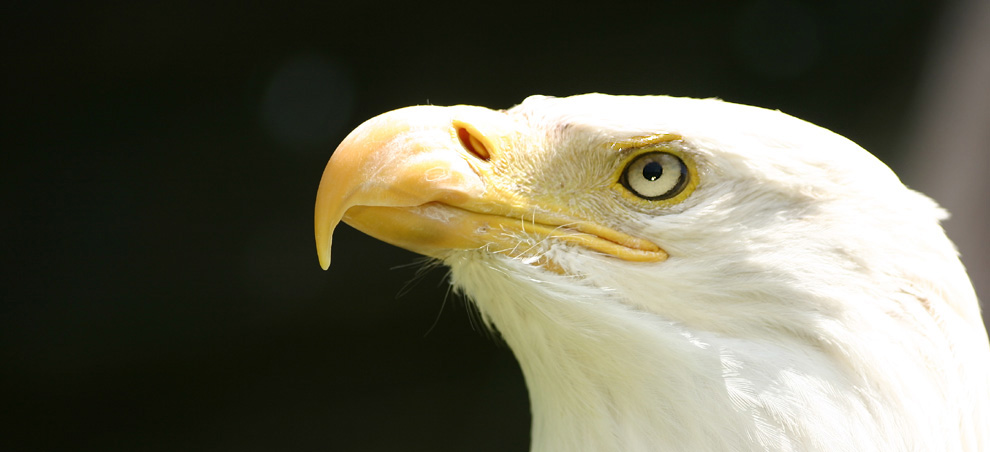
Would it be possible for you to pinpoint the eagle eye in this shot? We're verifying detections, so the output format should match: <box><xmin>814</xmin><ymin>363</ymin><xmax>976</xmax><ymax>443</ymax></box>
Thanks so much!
<box><xmin>620</xmin><ymin>152</ymin><xmax>689</xmax><ymax>200</ymax></box>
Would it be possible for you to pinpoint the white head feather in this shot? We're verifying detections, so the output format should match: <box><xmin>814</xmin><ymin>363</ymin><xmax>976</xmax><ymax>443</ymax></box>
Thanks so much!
<box><xmin>436</xmin><ymin>94</ymin><xmax>990</xmax><ymax>451</ymax></box>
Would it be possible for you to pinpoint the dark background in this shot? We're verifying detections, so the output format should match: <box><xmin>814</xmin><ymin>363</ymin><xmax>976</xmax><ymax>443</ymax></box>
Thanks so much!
<box><xmin>4</xmin><ymin>1</ymin><xmax>988</xmax><ymax>451</ymax></box>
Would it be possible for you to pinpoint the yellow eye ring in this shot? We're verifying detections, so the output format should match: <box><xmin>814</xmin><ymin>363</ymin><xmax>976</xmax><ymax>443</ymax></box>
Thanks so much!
<box><xmin>613</xmin><ymin>143</ymin><xmax>698</xmax><ymax>206</ymax></box>
<box><xmin>620</xmin><ymin>152</ymin><xmax>689</xmax><ymax>200</ymax></box>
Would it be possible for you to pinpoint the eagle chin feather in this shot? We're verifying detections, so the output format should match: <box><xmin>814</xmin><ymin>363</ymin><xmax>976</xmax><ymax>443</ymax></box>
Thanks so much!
<box><xmin>316</xmin><ymin>94</ymin><xmax>990</xmax><ymax>451</ymax></box>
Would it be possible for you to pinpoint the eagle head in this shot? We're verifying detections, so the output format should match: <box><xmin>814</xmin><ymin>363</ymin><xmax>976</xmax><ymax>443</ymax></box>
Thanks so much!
<box><xmin>315</xmin><ymin>94</ymin><xmax>990</xmax><ymax>451</ymax></box>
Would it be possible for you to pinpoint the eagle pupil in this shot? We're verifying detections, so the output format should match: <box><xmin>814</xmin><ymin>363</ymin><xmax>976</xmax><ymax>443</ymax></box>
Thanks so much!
<box><xmin>643</xmin><ymin>161</ymin><xmax>663</xmax><ymax>181</ymax></box>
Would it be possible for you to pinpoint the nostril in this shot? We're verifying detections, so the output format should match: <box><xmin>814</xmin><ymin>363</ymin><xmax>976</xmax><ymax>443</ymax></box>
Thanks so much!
<box><xmin>457</xmin><ymin>127</ymin><xmax>491</xmax><ymax>161</ymax></box>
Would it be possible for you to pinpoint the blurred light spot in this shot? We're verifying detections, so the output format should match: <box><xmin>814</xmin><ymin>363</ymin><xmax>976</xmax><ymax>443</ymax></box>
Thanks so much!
<box><xmin>732</xmin><ymin>0</ymin><xmax>821</xmax><ymax>79</ymax></box>
<box><xmin>261</xmin><ymin>53</ymin><xmax>354</xmax><ymax>152</ymax></box>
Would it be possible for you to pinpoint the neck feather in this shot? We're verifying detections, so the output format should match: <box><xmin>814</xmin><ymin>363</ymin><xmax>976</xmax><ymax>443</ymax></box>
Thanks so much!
<box><xmin>446</xmin><ymin>255</ymin><xmax>923</xmax><ymax>452</ymax></box>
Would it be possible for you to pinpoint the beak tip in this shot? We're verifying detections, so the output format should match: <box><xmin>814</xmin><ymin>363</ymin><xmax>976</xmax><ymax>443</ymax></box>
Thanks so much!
<box><xmin>317</xmin><ymin>244</ymin><xmax>331</xmax><ymax>270</ymax></box>
<box><xmin>316</xmin><ymin>234</ymin><xmax>332</xmax><ymax>270</ymax></box>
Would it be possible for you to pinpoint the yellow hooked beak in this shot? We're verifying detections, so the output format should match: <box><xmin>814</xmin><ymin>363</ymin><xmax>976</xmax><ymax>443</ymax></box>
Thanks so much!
<box><xmin>314</xmin><ymin>105</ymin><xmax>667</xmax><ymax>270</ymax></box>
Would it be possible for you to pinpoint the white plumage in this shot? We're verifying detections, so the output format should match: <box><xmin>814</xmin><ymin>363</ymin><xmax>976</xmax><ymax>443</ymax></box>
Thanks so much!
<box><xmin>315</xmin><ymin>94</ymin><xmax>990</xmax><ymax>451</ymax></box>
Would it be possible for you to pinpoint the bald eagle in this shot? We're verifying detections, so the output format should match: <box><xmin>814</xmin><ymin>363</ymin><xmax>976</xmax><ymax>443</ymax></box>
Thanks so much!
<box><xmin>314</xmin><ymin>94</ymin><xmax>990</xmax><ymax>451</ymax></box>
